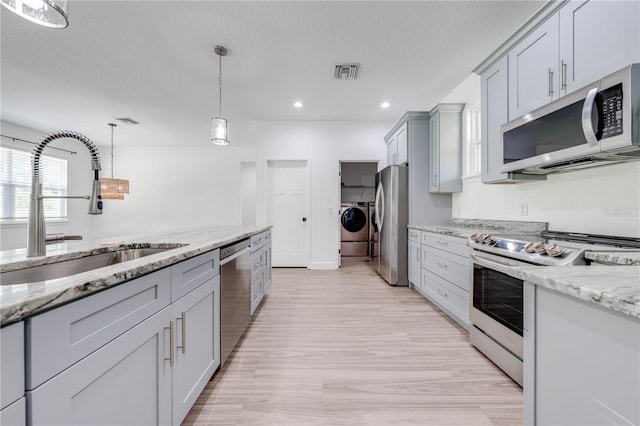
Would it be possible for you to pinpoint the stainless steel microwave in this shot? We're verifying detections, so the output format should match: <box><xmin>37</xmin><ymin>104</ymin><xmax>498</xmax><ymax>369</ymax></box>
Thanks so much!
<box><xmin>501</xmin><ymin>63</ymin><xmax>640</xmax><ymax>175</ymax></box>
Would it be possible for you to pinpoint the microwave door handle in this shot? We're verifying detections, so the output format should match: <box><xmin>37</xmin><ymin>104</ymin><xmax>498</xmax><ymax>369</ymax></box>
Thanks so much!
<box><xmin>581</xmin><ymin>87</ymin><xmax>601</xmax><ymax>148</ymax></box>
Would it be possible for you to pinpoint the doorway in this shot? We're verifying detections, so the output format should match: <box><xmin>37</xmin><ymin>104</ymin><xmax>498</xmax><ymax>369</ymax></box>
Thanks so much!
<box><xmin>339</xmin><ymin>161</ymin><xmax>378</xmax><ymax>265</ymax></box>
<box><xmin>267</xmin><ymin>160</ymin><xmax>309</xmax><ymax>267</ymax></box>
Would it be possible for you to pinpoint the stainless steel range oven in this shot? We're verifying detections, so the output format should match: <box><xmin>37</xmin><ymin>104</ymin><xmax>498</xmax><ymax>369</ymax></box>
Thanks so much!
<box><xmin>468</xmin><ymin>233</ymin><xmax>587</xmax><ymax>386</ymax></box>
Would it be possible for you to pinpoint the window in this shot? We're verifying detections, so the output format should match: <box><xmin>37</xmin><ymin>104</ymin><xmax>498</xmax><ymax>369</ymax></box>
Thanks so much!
<box><xmin>463</xmin><ymin>103</ymin><xmax>481</xmax><ymax>177</ymax></box>
<box><xmin>1</xmin><ymin>147</ymin><xmax>67</xmax><ymax>222</ymax></box>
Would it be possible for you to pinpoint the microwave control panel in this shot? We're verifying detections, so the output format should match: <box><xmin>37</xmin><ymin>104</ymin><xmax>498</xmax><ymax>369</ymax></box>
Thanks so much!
<box><xmin>601</xmin><ymin>83</ymin><xmax>623</xmax><ymax>139</ymax></box>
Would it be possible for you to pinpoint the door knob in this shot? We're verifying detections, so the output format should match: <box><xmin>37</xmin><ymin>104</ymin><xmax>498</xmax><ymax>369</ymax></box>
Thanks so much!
<box><xmin>302</xmin><ymin>217</ymin><xmax>307</xmax><ymax>222</ymax></box>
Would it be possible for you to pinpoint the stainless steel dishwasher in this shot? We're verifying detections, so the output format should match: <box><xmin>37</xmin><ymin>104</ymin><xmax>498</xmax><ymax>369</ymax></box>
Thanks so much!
<box><xmin>219</xmin><ymin>238</ymin><xmax>252</xmax><ymax>366</ymax></box>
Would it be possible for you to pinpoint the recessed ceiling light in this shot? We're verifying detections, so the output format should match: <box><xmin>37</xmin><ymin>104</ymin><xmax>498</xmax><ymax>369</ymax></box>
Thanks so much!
<box><xmin>381</xmin><ymin>102</ymin><xmax>390</xmax><ymax>109</ymax></box>
<box><xmin>294</xmin><ymin>101</ymin><xmax>303</xmax><ymax>108</ymax></box>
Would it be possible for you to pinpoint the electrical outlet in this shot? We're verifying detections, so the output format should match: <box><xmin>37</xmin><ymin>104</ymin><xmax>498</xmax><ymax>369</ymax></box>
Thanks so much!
<box><xmin>519</xmin><ymin>202</ymin><xmax>528</xmax><ymax>216</ymax></box>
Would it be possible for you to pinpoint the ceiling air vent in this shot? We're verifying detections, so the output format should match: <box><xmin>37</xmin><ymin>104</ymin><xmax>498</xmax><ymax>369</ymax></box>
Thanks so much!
<box><xmin>334</xmin><ymin>63</ymin><xmax>359</xmax><ymax>80</ymax></box>
<box><xmin>115</xmin><ymin>117</ymin><xmax>140</xmax><ymax>125</ymax></box>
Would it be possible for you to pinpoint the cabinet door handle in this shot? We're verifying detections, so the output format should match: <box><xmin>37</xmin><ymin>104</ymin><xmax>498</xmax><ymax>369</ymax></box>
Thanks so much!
<box><xmin>436</xmin><ymin>261</ymin><xmax>448</xmax><ymax>269</ymax></box>
<box><xmin>165</xmin><ymin>320</ymin><xmax>175</xmax><ymax>367</ymax></box>
<box><xmin>548</xmin><ymin>68</ymin><xmax>554</xmax><ymax>96</ymax></box>
<box><xmin>436</xmin><ymin>240</ymin><xmax>448</xmax><ymax>246</ymax></box>
<box><xmin>560</xmin><ymin>60</ymin><xmax>567</xmax><ymax>90</ymax></box>
<box><xmin>177</xmin><ymin>312</ymin><xmax>187</xmax><ymax>354</ymax></box>
<box><xmin>437</xmin><ymin>288</ymin><xmax>448</xmax><ymax>298</ymax></box>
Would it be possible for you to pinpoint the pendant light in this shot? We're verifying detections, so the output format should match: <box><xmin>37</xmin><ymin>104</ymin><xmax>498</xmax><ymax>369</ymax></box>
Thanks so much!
<box><xmin>212</xmin><ymin>45</ymin><xmax>229</xmax><ymax>146</ymax></box>
<box><xmin>99</xmin><ymin>123</ymin><xmax>129</xmax><ymax>200</ymax></box>
<box><xmin>1</xmin><ymin>0</ymin><xmax>68</xmax><ymax>28</ymax></box>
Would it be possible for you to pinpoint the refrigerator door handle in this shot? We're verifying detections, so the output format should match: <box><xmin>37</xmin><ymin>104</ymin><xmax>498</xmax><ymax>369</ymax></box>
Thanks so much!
<box><xmin>375</xmin><ymin>183</ymin><xmax>384</xmax><ymax>232</ymax></box>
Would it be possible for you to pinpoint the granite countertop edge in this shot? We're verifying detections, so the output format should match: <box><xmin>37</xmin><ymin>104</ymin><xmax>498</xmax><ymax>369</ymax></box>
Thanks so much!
<box><xmin>0</xmin><ymin>225</ymin><xmax>271</xmax><ymax>325</ymax></box>
<box><xmin>408</xmin><ymin>218</ymin><xmax>548</xmax><ymax>239</ymax></box>
<box><xmin>515</xmin><ymin>266</ymin><xmax>640</xmax><ymax>319</ymax></box>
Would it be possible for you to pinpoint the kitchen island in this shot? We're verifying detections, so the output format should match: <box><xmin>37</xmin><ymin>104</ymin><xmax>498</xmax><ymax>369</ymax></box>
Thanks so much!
<box><xmin>0</xmin><ymin>225</ymin><xmax>271</xmax><ymax>426</ymax></box>
<box><xmin>517</xmin><ymin>266</ymin><xmax>640</xmax><ymax>425</ymax></box>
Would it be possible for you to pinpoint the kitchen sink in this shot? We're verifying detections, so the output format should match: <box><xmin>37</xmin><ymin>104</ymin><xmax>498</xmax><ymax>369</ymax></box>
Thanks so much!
<box><xmin>1</xmin><ymin>246</ymin><xmax>186</xmax><ymax>286</ymax></box>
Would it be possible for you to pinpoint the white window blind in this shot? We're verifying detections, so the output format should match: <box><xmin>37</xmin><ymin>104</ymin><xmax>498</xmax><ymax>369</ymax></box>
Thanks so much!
<box><xmin>1</xmin><ymin>147</ymin><xmax>67</xmax><ymax>222</ymax></box>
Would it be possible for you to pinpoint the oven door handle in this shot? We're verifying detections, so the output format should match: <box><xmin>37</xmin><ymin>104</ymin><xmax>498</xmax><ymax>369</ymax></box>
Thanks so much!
<box><xmin>470</xmin><ymin>251</ymin><xmax>529</xmax><ymax>277</ymax></box>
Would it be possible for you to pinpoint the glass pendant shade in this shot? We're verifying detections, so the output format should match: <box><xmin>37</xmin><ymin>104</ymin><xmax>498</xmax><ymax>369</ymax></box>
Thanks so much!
<box><xmin>1</xmin><ymin>0</ymin><xmax>68</xmax><ymax>28</ymax></box>
<box><xmin>211</xmin><ymin>117</ymin><xmax>229</xmax><ymax>145</ymax></box>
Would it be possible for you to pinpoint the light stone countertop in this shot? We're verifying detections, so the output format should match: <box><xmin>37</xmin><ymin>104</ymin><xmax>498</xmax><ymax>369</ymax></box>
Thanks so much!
<box><xmin>0</xmin><ymin>225</ymin><xmax>270</xmax><ymax>325</ymax></box>
<box><xmin>584</xmin><ymin>251</ymin><xmax>640</xmax><ymax>266</ymax></box>
<box><xmin>515</xmin><ymin>266</ymin><xmax>640</xmax><ymax>319</ymax></box>
<box><xmin>408</xmin><ymin>218</ymin><xmax>548</xmax><ymax>239</ymax></box>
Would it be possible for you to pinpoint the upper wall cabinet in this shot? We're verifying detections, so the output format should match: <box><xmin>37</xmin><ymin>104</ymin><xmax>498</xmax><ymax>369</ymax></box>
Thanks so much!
<box><xmin>429</xmin><ymin>104</ymin><xmax>464</xmax><ymax>193</ymax></box>
<box><xmin>476</xmin><ymin>0</ymin><xmax>638</xmax><ymax>183</ymax></box>
<box><xmin>509</xmin><ymin>0</ymin><xmax>640</xmax><ymax>120</ymax></box>
<box><xmin>559</xmin><ymin>0</ymin><xmax>640</xmax><ymax>96</ymax></box>
<box><xmin>386</xmin><ymin>122</ymin><xmax>408</xmax><ymax>165</ymax></box>
<box><xmin>508</xmin><ymin>15</ymin><xmax>559</xmax><ymax>120</ymax></box>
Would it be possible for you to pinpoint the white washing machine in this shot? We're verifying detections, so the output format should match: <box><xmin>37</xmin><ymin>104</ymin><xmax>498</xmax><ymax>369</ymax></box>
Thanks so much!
<box><xmin>340</xmin><ymin>203</ymin><xmax>368</xmax><ymax>256</ymax></box>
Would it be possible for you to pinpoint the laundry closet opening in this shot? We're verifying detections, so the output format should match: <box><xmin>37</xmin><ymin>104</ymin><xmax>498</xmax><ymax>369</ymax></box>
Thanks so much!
<box><xmin>339</xmin><ymin>161</ymin><xmax>378</xmax><ymax>264</ymax></box>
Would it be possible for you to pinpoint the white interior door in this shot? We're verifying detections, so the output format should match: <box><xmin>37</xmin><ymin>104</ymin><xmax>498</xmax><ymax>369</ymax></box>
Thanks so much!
<box><xmin>267</xmin><ymin>160</ymin><xmax>308</xmax><ymax>267</ymax></box>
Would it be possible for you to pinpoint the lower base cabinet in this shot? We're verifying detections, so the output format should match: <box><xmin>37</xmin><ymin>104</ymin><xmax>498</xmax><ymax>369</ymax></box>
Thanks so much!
<box><xmin>26</xmin><ymin>250</ymin><xmax>222</xmax><ymax>426</ymax></box>
<box><xmin>28</xmin><ymin>307</ymin><xmax>173</xmax><ymax>425</ymax></box>
<box><xmin>250</xmin><ymin>230</ymin><xmax>272</xmax><ymax>315</ymax></box>
<box><xmin>524</xmin><ymin>283</ymin><xmax>640</xmax><ymax>425</ymax></box>
<box><xmin>171</xmin><ymin>277</ymin><xmax>220</xmax><ymax>425</ymax></box>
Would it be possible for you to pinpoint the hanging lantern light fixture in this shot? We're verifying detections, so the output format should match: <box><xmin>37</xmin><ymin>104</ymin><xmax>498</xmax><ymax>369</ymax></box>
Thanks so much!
<box><xmin>99</xmin><ymin>123</ymin><xmax>129</xmax><ymax>200</ymax></box>
<box><xmin>1</xmin><ymin>0</ymin><xmax>68</xmax><ymax>28</ymax></box>
<box><xmin>212</xmin><ymin>45</ymin><xmax>230</xmax><ymax>146</ymax></box>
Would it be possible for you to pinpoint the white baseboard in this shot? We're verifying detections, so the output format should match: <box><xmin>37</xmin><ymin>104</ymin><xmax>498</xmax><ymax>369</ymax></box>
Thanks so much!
<box><xmin>308</xmin><ymin>261</ymin><xmax>338</xmax><ymax>270</ymax></box>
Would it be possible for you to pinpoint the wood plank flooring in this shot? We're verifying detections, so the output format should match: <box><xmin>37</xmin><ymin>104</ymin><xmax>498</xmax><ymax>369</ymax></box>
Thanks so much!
<box><xmin>183</xmin><ymin>258</ymin><xmax>522</xmax><ymax>425</ymax></box>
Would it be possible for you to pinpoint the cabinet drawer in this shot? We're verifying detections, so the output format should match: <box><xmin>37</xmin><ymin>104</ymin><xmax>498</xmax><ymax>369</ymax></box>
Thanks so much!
<box><xmin>422</xmin><ymin>246</ymin><xmax>470</xmax><ymax>292</ymax></box>
<box><xmin>422</xmin><ymin>232</ymin><xmax>468</xmax><ymax>256</ymax></box>
<box><xmin>421</xmin><ymin>269</ymin><xmax>469</xmax><ymax>328</ymax></box>
<box><xmin>408</xmin><ymin>228</ymin><xmax>421</xmax><ymax>243</ymax></box>
<box><xmin>171</xmin><ymin>249</ymin><xmax>219</xmax><ymax>302</ymax></box>
<box><xmin>251</xmin><ymin>231</ymin><xmax>271</xmax><ymax>252</ymax></box>
<box><xmin>1</xmin><ymin>322</ymin><xmax>24</xmax><ymax>409</ymax></box>
<box><xmin>26</xmin><ymin>268</ymin><xmax>171</xmax><ymax>389</ymax></box>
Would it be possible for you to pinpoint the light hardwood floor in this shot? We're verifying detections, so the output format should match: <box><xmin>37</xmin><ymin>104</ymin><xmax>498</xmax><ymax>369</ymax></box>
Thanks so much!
<box><xmin>183</xmin><ymin>258</ymin><xmax>522</xmax><ymax>425</ymax></box>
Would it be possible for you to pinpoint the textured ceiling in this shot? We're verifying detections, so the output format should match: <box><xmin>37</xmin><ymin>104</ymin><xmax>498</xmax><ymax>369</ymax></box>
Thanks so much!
<box><xmin>1</xmin><ymin>1</ymin><xmax>543</xmax><ymax>146</ymax></box>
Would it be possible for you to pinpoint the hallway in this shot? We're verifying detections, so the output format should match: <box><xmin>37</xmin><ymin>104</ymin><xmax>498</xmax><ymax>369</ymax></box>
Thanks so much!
<box><xmin>183</xmin><ymin>258</ymin><xmax>522</xmax><ymax>425</ymax></box>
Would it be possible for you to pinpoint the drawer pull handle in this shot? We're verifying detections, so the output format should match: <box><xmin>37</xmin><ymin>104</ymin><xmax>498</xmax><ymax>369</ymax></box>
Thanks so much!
<box><xmin>437</xmin><ymin>288</ymin><xmax>448</xmax><ymax>298</ymax></box>
<box><xmin>436</xmin><ymin>261</ymin><xmax>448</xmax><ymax>269</ymax></box>
<box><xmin>165</xmin><ymin>320</ymin><xmax>175</xmax><ymax>367</ymax></box>
<box><xmin>177</xmin><ymin>312</ymin><xmax>187</xmax><ymax>354</ymax></box>
<box><xmin>436</xmin><ymin>241</ymin><xmax>448</xmax><ymax>246</ymax></box>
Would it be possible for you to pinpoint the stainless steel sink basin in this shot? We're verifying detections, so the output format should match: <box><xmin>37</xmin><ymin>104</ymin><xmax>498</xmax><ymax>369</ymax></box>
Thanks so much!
<box><xmin>1</xmin><ymin>246</ymin><xmax>184</xmax><ymax>286</ymax></box>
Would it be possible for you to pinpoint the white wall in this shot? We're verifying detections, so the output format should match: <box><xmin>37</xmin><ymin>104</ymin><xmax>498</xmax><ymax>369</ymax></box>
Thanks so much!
<box><xmin>254</xmin><ymin>121</ymin><xmax>392</xmax><ymax>270</ymax></box>
<box><xmin>453</xmin><ymin>162</ymin><xmax>640</xmax><ymax>237</ymax></box>
<box><xmin>0</xmin><ymin>120</ymin><xmax>257</xmax><ymax>249</ymax></box>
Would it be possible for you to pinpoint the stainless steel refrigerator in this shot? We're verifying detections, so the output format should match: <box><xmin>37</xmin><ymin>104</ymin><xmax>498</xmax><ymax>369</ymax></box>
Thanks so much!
<box><xmin>374</xmin><ymin>164</ymin><xmax>408</xmax><ymax>286</ymax></box>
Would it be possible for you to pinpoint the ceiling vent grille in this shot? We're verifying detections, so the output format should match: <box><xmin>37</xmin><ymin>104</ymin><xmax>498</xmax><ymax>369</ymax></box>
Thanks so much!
<box><xmin>334</xmin><ymin>64</ymin><xmax>359</xmax><ymax>80</ymax></box>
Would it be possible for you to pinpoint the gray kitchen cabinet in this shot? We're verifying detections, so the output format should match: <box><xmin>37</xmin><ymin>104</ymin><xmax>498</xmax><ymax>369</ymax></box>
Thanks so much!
<box><xmin>0</xmin><ymin>397</ymin><xmax>26</xmax><ymax>426</ymax></box>
<box><xmin>250</xmin><ymin>230</ymin><xmax>272</xmax><ymax>315</ymax></box>
<box><xmin>416</xmin><ymin>232</ymin><xmax>470</xmax><ymax>329</ymax></box>
<box><xmin>171</xmin><ymin>275</ymin><xmax>220</xmax><ymax>425</ymax></box>
<box><xmin>386</xmin><ymin>122</ymin><xmax>407</xmax><ymax>165</ymax></box>
<box><xmin>508</xmin><ymin>15</ymin><xmax>559</xmax><ymax>120</ymax></box>
<box><xmin>428</xmin><ymin>104</ymin><xmax>464</xmax><ymax>193</ymax></box>
<box><xmin>386</xmin><ymin>112</ymin><xmax>452</xmax><ymax>226</ymax></box>
<box><xmin>26</xmin><ymin>248</ymin><xmax>222</xmax><ymax>426</ymax></box>
<box><xmin>1</xmin><ymin>321</ymin><xmax>25</xmax><ymax>426</ymax></box>
<box><xmin>28</xmin><ymin>306</ymin><xmax>173</xmax><ymax>425</ymax></box>
<box><xmin>559</xmin><ymin>0</ymin><xmax>640</xmax><ymax>96</ymax></box>
<box><xmin>524</xmin><ymin>283</ymin><xmax>640</xmax><ymax>425</ymax></box>
<box><xmin>407</xmin><ymin>229</ymin><xmax>421</xmax><ymax>288</ymax></box>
